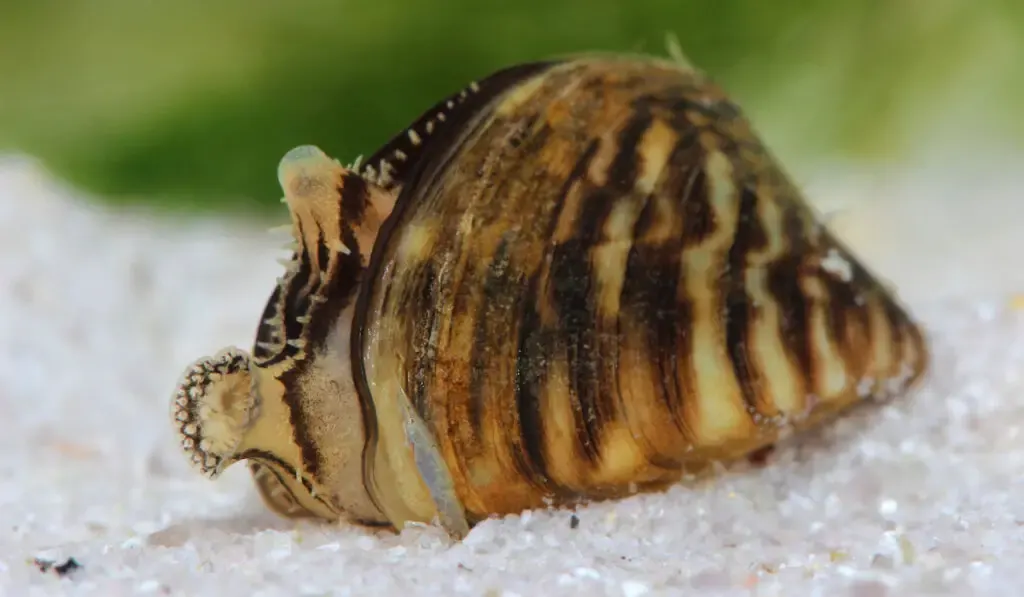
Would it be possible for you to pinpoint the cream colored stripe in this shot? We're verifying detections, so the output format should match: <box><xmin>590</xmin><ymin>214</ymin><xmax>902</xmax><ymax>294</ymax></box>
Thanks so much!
<box><xmin>801</xmin><ymin>274</ymin><xmax>850</xmax><ymax>403</ymax></box>
<box><xmin>541</xmin><ymin>352</ymin><xmax>584</xmax><ymax>489</ymax></box>
<box><xmin>680</xmin><ymin>150</ymin><xmax>754</xmax><ymax>444</ymax></box>
<box><xmin>743</xmin><ymin>185</ymin><xmax>803</xmax><ymax>419</ymax></box>
<box><xmin>591</xmin><ymin>118</ymin><xmax>678</xmax><ymax>323</ymax></box>
<box><xmin>865</xmin><ymin>293</ymin><xmax>894</xmax><ymax>395</ymax></box>
<box><xmin>592</xmin><ymin>196</ymin><xmax>645</xmax><ymax>323</ymax></box>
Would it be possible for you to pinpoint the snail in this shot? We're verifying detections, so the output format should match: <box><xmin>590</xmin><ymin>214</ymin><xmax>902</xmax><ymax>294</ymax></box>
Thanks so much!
<box><xmin>170</xmin><ymin>51</ymin><xmax>929</xmax><ymax>539</ymax></box>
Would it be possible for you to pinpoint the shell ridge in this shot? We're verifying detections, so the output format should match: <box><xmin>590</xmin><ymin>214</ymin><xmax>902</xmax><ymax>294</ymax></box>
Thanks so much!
<box><xmin>348</xmin><ymin>63</ymin><xmax>568</xmax><ymax>514</ymax></box>
<box><xmin>617</xmin><ymin>126</ymin><xmax>702</xmax><ymax>451</ymax></box>
<box><xmin>356</xmin><ymin>60</ymin><xmax>562</xmax><ymax>190</ymax></box>
<box><xmin>722</xmin><ymin>185</ymin><xmax>770</xmax><ymax>420</ymax></box>
<box><xmin>599</xmin><ymin>106</ymin><xmax>693</xmax><ymax>473</ymax></box>
<box><xmin>508</xmin><ymin>137</ymin><xmax>602</xmax><ymax>500</ymax></box>
<box><xmin>567</xmin><ymin>102</ymin><xmax>663</xmax><ymax>472</ymax></box>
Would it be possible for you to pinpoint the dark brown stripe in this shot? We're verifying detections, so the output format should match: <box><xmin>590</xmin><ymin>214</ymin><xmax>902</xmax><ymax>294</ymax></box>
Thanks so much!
<box><xmin>513</xmin><ymin>140</ymin><xmax>600</xmax><ymax>496</ymax></box>
<box><xmin>276</xmin><ymin>368</ymin><xmax>322</xmax><ymax>479</ymax></box>
<box><xmin>253</xmin><ymin>282</ymin><xmax>284</xmax><ymax>362</ymax></box>
<box><xmin>617</xmin><ymin>130</ymin><xmax>702</xmax><ymax>440</ymax></box>
<box><xmin>664</xmin><ymin>94</ymin><xmax>719</xmax><ymax>249</ymax></box>
<box><xmin>314</xmin><ymin>223</ymin><xmax>331</xmax><ymax>274</ymax></box>
<box><xmin>766</xmin><ymin>209</ymin><xmax>813</xmax><ymax>385</ymax></box>
<box><xmin>673</xmin><ymin>141</ymin><xmax>723</xmax><ymax>441</ymax></box>
<box><xmin>619</xmin><ymin>199</ymin><xmax>687</xmax><ymax>444</ymax></box>
<box><xmin>294</xmin><ymin>218</ymin><xmax>320</xmax><ymax>299</ymax></box>
<box><xmin>305</xmin><ymin>225</ymin><xmax>364</xmax><ymax>351</ymax></box>
<box><xmin>407</xmin><ymin>260</ymin><xmax>440</xmax><ymax>421</ymax></box>
<box><xmin>463</xmin><ymin>116</ymin><xmax>555</xmax><ymax>441</ymax></box>
<box><xmin>679</xmin><ymin>168</ymin><xmax>715</xmax><ymax>248</ymax></box>
<box><xmin>339</xmin><ymin>175</ymin><xmax>369</xmax><ymax>227</ymax></box>
<box><xmin>467</xmin><ymin>235</ymin><xmax>517</xmax><ymax>437</ymax></box>
<box><xmin>548</xmin><ymin>202</ymin><xmax>606</xmax><ymax>463</ymax></box>
<box><xmin>606</xmin><ymin>108</ymin><xmax>653</xmax><ymax>190</ymax></box>
<box><xmin>819</xmin><ymin>241</ymin><xmax>871</xmax><ymax>383</ymax></box>
<box><xmin>594</xmin><ymin>108</ymin><xmax>656</xmax><ymax>468</ymax></box>
<box><xmin>513</xmin><ymin>271</ymin><xmax>558</xmax><ymax>491</ymax></box>
<box><xmin>723</xmin><ymin>186</ymin><xmax>768</xmax><ymax>416</ymax></box>
<box><xmin>547</xmin><ymin>112</ymin><xmax>654</xmax><ymax>464</ymax></box>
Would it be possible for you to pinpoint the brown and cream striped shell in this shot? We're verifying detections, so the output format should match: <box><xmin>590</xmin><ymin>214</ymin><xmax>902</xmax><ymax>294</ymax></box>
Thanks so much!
<box><xmin>170</xmin><ymin>52</ymin><xmax>929</xmax><ymax>539</ymax></box>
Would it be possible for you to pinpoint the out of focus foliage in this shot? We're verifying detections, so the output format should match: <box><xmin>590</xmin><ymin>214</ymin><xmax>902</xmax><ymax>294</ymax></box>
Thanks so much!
<box><xmin>0</xmin><ymin>0</ymin><xmax>1020</xmax><ymax>213</ymax></box>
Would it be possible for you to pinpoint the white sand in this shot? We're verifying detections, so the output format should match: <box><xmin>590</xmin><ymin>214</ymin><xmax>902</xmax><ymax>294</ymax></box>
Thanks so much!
<box><xmin>2</xmin><ymin>152</ymin><xmax>1023</xmax><ymax>596</ymax></box>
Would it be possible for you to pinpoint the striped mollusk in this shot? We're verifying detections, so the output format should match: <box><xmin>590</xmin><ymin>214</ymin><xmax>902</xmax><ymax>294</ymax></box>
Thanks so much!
<box><xmin>170</xmin><ymin>53</ymin><xmax>929</xmax><ymax>539</ymax></box>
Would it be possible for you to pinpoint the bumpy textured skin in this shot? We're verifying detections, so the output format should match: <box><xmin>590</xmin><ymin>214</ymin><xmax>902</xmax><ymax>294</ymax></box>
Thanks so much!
<box><xmin>183</xmin><ymin>53</ymin><xmax>929</xmax><ymax>536</ymax></box>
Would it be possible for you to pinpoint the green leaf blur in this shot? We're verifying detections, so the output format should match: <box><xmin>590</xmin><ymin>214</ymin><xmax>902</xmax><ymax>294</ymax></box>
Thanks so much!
<box><xmin>1</xmin><ymin>0</ymin><xmax>1020</xmax><ymax>214</ymax></box>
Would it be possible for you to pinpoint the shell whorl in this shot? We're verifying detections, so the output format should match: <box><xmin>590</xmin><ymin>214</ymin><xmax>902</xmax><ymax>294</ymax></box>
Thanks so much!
<box><xmin>170</xmin><ymin>347</ymin><xmax>256</xmax><ymax>478</ymax></box>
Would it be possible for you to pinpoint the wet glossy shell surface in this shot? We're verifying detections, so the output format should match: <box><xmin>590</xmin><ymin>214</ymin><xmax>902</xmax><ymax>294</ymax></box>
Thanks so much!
<box><xmin>350</xmin><ymin>56</ymin><xmax>928</xmax><ymax>522</ymax></box>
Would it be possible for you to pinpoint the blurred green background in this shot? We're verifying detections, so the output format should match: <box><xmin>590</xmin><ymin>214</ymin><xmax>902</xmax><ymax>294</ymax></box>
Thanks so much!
<box><xmin>1</xmin><ymin>0</ymin><xmax>1020</xmax><ymax>215</ymax></box>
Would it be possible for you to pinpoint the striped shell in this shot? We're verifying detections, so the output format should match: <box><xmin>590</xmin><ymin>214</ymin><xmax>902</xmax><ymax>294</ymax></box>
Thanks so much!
<box><xmin>170</xmin><ymin>53</ymin><xmax>929</xmax><ymax>538</ymax></box>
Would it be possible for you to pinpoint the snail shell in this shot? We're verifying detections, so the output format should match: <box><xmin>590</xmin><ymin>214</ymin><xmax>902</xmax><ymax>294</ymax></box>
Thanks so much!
<box><xmin>170</xmin><ymin>53</ymin><xmax>929</xmax><ymax>539</ymax></box>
